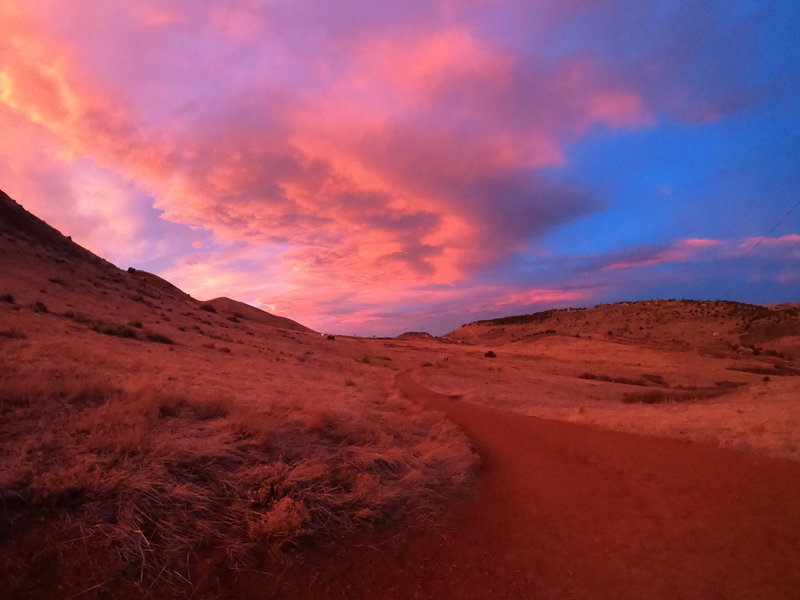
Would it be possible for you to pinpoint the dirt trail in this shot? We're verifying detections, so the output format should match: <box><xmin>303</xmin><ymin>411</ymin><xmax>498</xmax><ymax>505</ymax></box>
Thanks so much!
<box><xmin>261</xmin><ymin>371</ymin><xmax>800</xmax><ymax>599</ymax></box>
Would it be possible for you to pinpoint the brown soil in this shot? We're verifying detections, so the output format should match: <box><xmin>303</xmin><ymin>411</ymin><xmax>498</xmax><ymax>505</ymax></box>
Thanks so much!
<box><xmin>260</xmin><ymin>371</ymin><xmax>800</xmax><ymax>600</ymax></box>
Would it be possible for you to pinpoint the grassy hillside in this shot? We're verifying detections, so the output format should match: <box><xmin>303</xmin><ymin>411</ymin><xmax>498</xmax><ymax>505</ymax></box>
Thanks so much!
<box><xmin>0</xmin><ymin>190</ymin><xmax>478</xmax><ymax>598</ymax></box>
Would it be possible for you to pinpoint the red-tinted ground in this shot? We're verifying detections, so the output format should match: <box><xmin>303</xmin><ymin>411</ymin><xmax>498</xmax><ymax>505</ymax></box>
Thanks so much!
<box><xmin>3</xmin><ymin>193</ymin><xmax>800</xmax><ymax>599</ymax></box>
<box><xmin>259</xmin><ymin>371</ymin><xmax>800</xmax><ymax>600</ymax></box>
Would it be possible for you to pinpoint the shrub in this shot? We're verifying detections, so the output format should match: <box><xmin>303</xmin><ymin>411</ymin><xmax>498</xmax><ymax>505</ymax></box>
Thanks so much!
<box><xmin>642</xmin><ymin>373</ymin><xmax>669</xmax><ymax>387</ymax></box>
<box><xmin>48</xmin><ymin>277</ymin><xmax>66</xmax><ymax>286</ymax></box>
<box><xmin>91</xmin><ymin>321</ymin><xmax>138</xmax><ymax>339</ymax></box>
<box><xmin>126</xmin><ymin>267</ymin><xmax>136</xmax><ymax>273</ymax></box>
<box><xmin>344</xmin><ymin>379</ymin><xmax>357</xmax><ymax>387</ymax></box>
<box><xmin>128</xmin><ymin>321</ymin><xmax>143</xmax><ymax>329</ymax></box>
<box><xmin>484</xmin><ymin>351</ymin><xmax>497</xmax><ymax>358</ymax></box>
<box><xmin>0</xmin><ymin>293</ymin><xmax>14</xmax><ymax>303</ymax></box>
<box><xmin>327</xmin><ymin>335</ymin><xmax>335</xmax><ymax>340</ymax></box>
<box><xmin>199</xmin><ymin>303</ymin><xmax>217</xmax><ymax>313</ymax></box>
<box><xmin>622</xmin><ymin>390</ymin><xmax>669</xmax><ymax>404</ymax></box>
<box><xmin>0</xmin><ymin>329</ymin><xmax>27</xmax><ymax>339</ymax></box>
<box><xmin>145</xmin><ymin>332</ymin><xmax>175</xmax><ymax>345</ymax></box>
<box><xmin>32</xmin><ymin>301</ymin><xmax>48</xmax><ymax>313</ymax></box>
<box><xmin>714</xmin><ymin>380</ymin><xmax>747</xmax><ymax>389</ymax></box>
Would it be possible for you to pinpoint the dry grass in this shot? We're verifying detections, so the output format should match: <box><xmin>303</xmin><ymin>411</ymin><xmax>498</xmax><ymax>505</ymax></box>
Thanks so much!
<box><xmin>412</xmin><ymin>335</ymin><xmax>800</xmax><ymax>461</ymax></box>
<box><xmin>0</xmin><ymin>363</ymin><xmax>477</xmax><ymax>597</ymax></box>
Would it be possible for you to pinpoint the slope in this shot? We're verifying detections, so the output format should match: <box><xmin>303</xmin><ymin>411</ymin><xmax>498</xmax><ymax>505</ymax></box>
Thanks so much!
<box><xmin>206</xmin><ymin>296</ymin><xmax>314</xmax><ymax>333</ymax></box>
<box><xmin>447</xmin><ymin>299</ymin><xmax>800</xmax><ymax>361</ymax></box>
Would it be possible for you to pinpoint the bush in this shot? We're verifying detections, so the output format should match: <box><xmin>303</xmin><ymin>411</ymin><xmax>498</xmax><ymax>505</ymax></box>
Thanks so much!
<box><xmin>126</xmin><ymin>267</ymin><xmax>136</xmax><ymax>273</ymax></box>
<box><xmin>0</xmin><ymin>329</ymin><xmax>27</xmax><ymax>339</ymax></box>
<box><xmin>0</xmin><ymin>293</ymin><xmax>14</xmax><ymax>303</ymax></box>
<box><xmin>327</xmin><ymin>335</ymin><xmax>335</xmax><ymax>340</ymax></box>
<box><xmin>642</xmin><ymin>373</ymin><xmax>669</xmax><ymax>387</ymax></box>
<box><xmin>484</xmin><ymin>351</ymin><xmax>497</xmax><ymax>358</ymax></box>
<box><xmin>91</xmin><ymin>321</ymin><xmax>138</xmax><ymax>339</ymax></box>
<box><xmin>622</xmin><ymin>390</ymin><xmax>669</xmax><ymax>404</ymax></box>
<box><xmin>199</xmin><ymin>303</ymin><xmax>217</xmax><ymax>313</ymax></box>
<box><xmin>145</xmin><ymin>332</ymin><xmax>175</xmax><ymax>345</ymax></box>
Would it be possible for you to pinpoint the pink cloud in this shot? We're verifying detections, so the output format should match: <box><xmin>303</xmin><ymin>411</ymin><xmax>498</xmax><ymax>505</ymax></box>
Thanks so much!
<box><xmin>0</xmin><ymin>2</ymin><xmax>651</xmax><ymax>288</ymax></box>
<box><xmin>600</xmin><ymin>238</ymin><xmax>723</xmax><ymax>271</ymax></box>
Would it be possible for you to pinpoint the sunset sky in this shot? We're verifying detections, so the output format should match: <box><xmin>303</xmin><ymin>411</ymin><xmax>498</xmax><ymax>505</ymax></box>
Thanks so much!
<box><xmin>1</xmin><ymin>1</ymin><xmax>798</xmax><ymax>334</ymax></box>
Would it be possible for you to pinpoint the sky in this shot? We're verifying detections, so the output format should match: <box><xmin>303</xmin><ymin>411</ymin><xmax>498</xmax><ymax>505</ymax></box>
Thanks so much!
<box><xmin>1</xmin><ymin>0</ymin><xmax>798</xmax><ymax>335</ymax></box>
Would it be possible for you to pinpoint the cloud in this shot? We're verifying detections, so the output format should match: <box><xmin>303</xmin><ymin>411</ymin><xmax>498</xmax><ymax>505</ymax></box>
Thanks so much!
<box><xmin>0</xmin><ymin>2</ymin><xmax>649</xmax><ymax>280</ymax></box>
<box><xmin>0</xmin><ymin>1</ymin><xmax>796</xmax><ymax>334</ymax></box>
<box><xmin>598</xmin><ymin>238</ymin><xmax>723</xmax><ymax>271</ymax></box>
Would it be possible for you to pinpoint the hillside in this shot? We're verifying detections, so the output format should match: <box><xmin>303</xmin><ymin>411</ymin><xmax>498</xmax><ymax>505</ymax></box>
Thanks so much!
<box><xmin>447</xmin><ymin>299</ymin><xmax>800</xmax><ymax>361</ymax></box>
<box><xmin>0</xmin><ymin>190</ymin><xmax>478</xmax><ymax>599</ymax></box>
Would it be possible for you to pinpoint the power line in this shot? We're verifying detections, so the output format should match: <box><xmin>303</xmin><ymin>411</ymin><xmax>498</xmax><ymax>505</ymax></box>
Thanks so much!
<box><xmin>715</xmin><ymin>197</ymin><xmax>800</xmax><ymax>301</ymax></box>
<box><xmin>740</xmin><ymin>197</ymin><xmax>800</xmax><ymax>260</ymax></box>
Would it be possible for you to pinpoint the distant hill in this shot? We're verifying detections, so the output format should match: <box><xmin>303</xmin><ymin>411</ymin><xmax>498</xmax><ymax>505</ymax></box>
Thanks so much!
<box><xmin>206</xmin><ymin>296</ymin><xmax>314</xmax><ymax>333</ymax></box>
<box><xmin>446</xmin><ymin>299</ymin><xmax>800</xmax><ymax>360</ymax></box>
<box><xmin>396</xmin><ymin>331</ymin><xmax>436</xmax><ymax>340</ymax></box>
<box><xmin>0</xmin><ymin>188</ymin><xmax>314</xmax><ymax>334</ymax></box>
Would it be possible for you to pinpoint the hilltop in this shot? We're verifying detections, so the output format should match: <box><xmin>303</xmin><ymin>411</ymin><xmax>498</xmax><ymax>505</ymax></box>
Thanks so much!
<box><xmin>205</xmin><ymin>296</ymin><xmax>313</xmax><ymax>333</ymax></box>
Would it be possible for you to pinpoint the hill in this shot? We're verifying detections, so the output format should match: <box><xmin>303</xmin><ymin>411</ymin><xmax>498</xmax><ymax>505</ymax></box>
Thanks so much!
<box><xmin>447</xmin><ymin>299</ymin><xmax>800</xmax><ymax>361</ymax></box>
<box><xmin>206</xmin><ymin>296</ymin><xmax>314</xmax><ymax>333</ymax></box>
<box><xmin>0</xmin><ymin>189</ymin><xmax>477</xmax><ymax>598</ymax></box>
<box><xmin>0</xmin><ymin>189</ymin><xmax>313</xmax><ymax>334</ymax></box>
